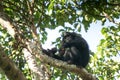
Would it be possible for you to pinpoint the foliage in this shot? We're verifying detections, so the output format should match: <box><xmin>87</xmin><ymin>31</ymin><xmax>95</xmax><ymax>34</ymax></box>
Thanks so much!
<box><xmin>92</xmin><ymin>26</ymin><xmax>120</xmax><ymax>79</ymax></box>
<box><xmin>0</xmin><ymin>0</ymin><xmax>120</xmax><ymax>80</ymax></box>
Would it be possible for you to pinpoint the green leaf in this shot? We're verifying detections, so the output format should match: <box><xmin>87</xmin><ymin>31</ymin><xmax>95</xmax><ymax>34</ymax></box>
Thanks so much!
<box><xmin>101</xmin><ymin>18</ymin><xmax>106</xmax><ymax>25</ymax></box>
<box><xmin>101</xmin><ymin>27</ymin><xmax>108</xmax><ymax>34</ymax></box>
<box><xmin>48</xmin><ymin>0</ymin><xmax>55</xmax><ymax>15</ymax></box>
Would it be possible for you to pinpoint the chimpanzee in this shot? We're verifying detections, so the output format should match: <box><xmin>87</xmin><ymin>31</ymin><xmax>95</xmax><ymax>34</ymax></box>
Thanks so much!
<box><xmin>42</xmin><ymin>32</ymin><xmax>90</xmax><ymax>68</ymax></box>
<box><xmin>59</xmin><ymin>32</ymin><xmax>90</xmax><ymax>67</ymax></box>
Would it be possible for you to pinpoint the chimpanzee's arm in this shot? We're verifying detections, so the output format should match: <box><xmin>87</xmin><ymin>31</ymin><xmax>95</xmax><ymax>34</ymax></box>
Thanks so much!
<box><xmin>42</xmin><ymin>47</ymin><xmax>64</xmax><ymax>60</ymax></box>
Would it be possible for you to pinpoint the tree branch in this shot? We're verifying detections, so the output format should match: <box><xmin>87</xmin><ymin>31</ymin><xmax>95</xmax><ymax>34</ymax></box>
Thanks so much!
<box><xmin>27</xmin><ymin>41</ymin><xmax>98</xmax><ymax>80</ymax></box>
<box><xmin>0</xmin><ymin>45</ymin><xmax>27</xmax><ymax>80</ymax></box>
<box><xmin>0</xmin><ymin>12</ymin><xmax>15</xmax><ymax>38</ymax></box>
<box><xmin>103</xmin><ymin>12</ymin><xmax>120</xmax><ymax>25</ymax></box>
<box><xmin>0</xmin><ymin>11</ymin><xmax>48</xmax><ymax>80</ymax></box>
<box><xmin>22</xmin><ymin>48</ymin><xmax>50</xmax><ymax>80</ymax></box>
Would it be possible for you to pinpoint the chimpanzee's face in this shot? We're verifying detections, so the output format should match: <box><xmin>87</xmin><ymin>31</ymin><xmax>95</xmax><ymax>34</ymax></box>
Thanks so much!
<box><xmin>62</xmin><ymin>32</ymin><xmax>74</xmax><ymax>43</ymax></box>
<box><xmin>64</xmin><ymin>35</ymin><xmax>72</xmax><ymax>43</ymax></box>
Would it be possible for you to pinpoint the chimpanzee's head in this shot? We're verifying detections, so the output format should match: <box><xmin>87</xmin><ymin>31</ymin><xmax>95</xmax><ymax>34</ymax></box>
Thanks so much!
<box><xmin>62</xmin><ymin>32</ymin><xmax>81</xmax><ymax>43</ymax></box>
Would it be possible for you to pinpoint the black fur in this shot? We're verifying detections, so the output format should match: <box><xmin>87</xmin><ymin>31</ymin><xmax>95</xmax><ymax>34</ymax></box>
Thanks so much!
<box><xmin>42</xmin><ymin>32</ymin><xmax>90</xmax><ymax>68</ymax></box>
